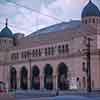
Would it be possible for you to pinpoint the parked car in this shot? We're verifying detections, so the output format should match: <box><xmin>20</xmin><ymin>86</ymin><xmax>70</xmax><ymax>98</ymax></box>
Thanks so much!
<box><xmin>0</xmin><ymin>81</ymin><xmax>6</xmax><ymax>93</ymax></box>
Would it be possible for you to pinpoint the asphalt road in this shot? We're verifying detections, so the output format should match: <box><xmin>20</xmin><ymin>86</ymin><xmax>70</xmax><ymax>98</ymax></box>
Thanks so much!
<box><xmin>15</xmin><ymin>90</ymin><xmax>100</xmax><ymax>100</ymax></box>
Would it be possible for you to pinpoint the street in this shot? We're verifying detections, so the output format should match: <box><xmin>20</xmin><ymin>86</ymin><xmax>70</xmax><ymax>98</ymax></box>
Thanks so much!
<box><xmin>15</xmin><ymin>90</ymin><xmax>100</xmax><ymax>100</ymax></box>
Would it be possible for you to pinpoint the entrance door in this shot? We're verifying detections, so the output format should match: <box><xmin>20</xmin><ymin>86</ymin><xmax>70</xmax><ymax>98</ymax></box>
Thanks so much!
<box><xmin>10</xmin><ymin>67</ymin><xmax>17</xmax><ymax>89</ymax></box>
<box><xmin>20</xmin><ymin>67</ymin><xmax>28</xmax><ymax>90</ymax></box>
<box><xmin>32</xmin><ymin>66</ymin><xmax>40</xmax><ymax>89</ymax></box>
<box><xmin>58</xmin><ymin>63</ymin><xmax>69</xmax><ymax>90</ymax></box>
<box><xmin>44</xmin><ymin>64</ymin><xmax>53</xmax><ymax>90</ymax></box>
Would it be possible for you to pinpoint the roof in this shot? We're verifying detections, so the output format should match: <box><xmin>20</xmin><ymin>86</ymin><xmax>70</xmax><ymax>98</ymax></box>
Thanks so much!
<box><xmin>82</xmin><ymin>0</ymin><xmax>100</xmax><ymax>18</ymax></box>
<box><xmin>28</xmin><ymin>20</ymin><xmax>80</xmax><ymax>37</ymax></box>
<box><xmin>0</xmin><ymin>26</ymin><xmax>13</xmax><ymax>38</ymax></box>
<box><xmin>12</xmin><ymin>20</ymin><xmax>97</xmax><ymax>50</ymax></box>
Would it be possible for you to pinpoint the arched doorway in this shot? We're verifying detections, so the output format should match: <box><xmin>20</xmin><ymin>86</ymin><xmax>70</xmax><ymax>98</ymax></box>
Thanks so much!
<box><xmin>10</xmin><ymin>67</ymin><xmax>17</xmax><ymax>89</ymax></box>
<box><xmin>58</xmin><ymin>63</ymin><xmax>69</xmax><ymax>90</ymax></box>
<box><xmin>32</xmin><ymin>65</ymin><xmax>40</xmax><ymax>89</ymax></box>
<box><xmin>20</xmin><ymin>67</ymin><xmax>28</xmax><ymax>90</ymax></box>
<box><xmin>44</xmin><ymin>64</ymin><xmax>53</xmax><ymax>90</ymax></box>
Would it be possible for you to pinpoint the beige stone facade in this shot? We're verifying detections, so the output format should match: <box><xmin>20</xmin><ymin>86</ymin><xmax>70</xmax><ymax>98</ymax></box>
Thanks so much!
<box><xmin>0</xmin><ymin>0</ymin><xmax>100</xmax><ymax>91</ymax></box>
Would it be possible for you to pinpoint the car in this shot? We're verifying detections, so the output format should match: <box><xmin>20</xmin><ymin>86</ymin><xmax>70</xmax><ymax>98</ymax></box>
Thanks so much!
<box><xmin>47</xmin><ymin>95</ymin><xmax>91</xmax><ymax>100</ymax></box>
<box><xmin>0</xmin><ymin>81</ymin><xmax>6</xmax><ymax>93</ymax></box>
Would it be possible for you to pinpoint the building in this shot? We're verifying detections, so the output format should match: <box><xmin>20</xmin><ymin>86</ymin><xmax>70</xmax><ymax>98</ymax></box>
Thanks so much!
<box><xmin>0</xmin><ymin>0</ymin><xmax>100</xmax><ymax>91</ymax></box>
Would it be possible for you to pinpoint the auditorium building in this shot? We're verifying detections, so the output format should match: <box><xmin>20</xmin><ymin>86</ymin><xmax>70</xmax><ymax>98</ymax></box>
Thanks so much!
<box><xmin>0</xmin><ymin>0</ymin><xmax>100</xmax><ymax>91</ymax></box>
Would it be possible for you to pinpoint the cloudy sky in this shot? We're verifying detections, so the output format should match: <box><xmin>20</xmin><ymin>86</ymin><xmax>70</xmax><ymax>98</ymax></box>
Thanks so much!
<box><xmin>0</xmin><ymin>0</ymin><xmax>100</xmax><ymax>35</ymax></box>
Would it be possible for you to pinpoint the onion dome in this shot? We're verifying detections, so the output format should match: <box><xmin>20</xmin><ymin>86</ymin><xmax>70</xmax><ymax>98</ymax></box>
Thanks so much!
<box><xmin>82</xmin><ymin>0</ymin><xmax>100</xmax><ymax>18</ymax></box>
<box><xmin>0</xmin><ymin>19</ymin><xmax>13</xmax><ymax>38</ymax></box>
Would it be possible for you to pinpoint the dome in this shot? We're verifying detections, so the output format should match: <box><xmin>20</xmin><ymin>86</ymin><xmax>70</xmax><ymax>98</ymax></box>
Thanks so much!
<box><xmin>82</xmin><ymin>0</ymin><xmax>100</xmax><ymax>18</ymax></box>
<box><xmin>0</xmin><ymin>26</ymin><xmax>13</xmax><ymax>38</ymax></box>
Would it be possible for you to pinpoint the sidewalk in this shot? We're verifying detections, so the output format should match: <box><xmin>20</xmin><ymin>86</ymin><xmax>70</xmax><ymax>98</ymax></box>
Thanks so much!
<box><xmin>0</xmin><ymin>93</ymin><xmax>15</xmax><ymax>100</ymax></box>
<box><xmin>57</xmin><ymin>90</ymin><xmax>100</xmax><ymax>96</ymax></box>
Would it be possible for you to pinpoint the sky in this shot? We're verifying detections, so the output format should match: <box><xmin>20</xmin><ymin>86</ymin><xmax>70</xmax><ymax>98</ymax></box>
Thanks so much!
<box><xmin>0</xmin><ymin>0</ymin><xmax>100</xmax><ymax>35</ymax></box>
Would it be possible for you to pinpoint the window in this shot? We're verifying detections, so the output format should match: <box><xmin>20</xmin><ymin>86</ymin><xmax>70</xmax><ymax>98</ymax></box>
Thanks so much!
<box><xmin>45</xmin><ymin>48</ymin><xmax>48</xmax><ymax>56</ymax></box>
<box><xmin>62</xmin><ymin>45</ymin><xmax>65</xmax><ymax>53</ymax></box>
<box><xmin>65</xmin><ymin>44</ymin><xmax>69</xmax><ymax>53</ymax></box>
<box><xmin>89</xmin><ymin>18</ymin><xmax>91</xmax><ymax>23</ymax></box>
<box><xmin>11</xmin><ymin>52</ymin><xmax>19</xmax><ymax>60</ymax></box>
<box><xmin>83</xmin><ymin>77</ymin><xmax>86</xmax><ymax>88</ymax></box>
<box><xmin>26</xmin><ymin>50</ymin><xmax>31</xmax><ymax>58</ymax></box>
<box><xmin>82</xmin><ymin>62</ymin><xmax>86</xmax><ymax>72</ymax></box>
<box><xmin>32</xmin><ymin>49</ymin><xmax>35</xmax><ymax>57</ymax></box>
<box><xmin>51</xmin><ymin>47</ymin><xmax>54</xmax><ymax>56</ymax></box>
<box><xmin>93</xmin><ymin>18</ymin><xmax>95</xmax><ymax>23</ymax></box>
<box><xmin>21</xmin><ymin>51</ymin><xmax>27</xmax><ymax>59</ymax></box>
<box><xmin>4</xmin><ymin>40</ymin><xmax>6</xmax><ymax>43</ymax></box>
<box><xmin>35</xmin><ymin>49</ymin><xmax>38</xmax><ymax>56</ymax></box>
<box><xmin>58</xmin><ymin>45</ymin><xmax>61</xmax><ymax>54</ymax></box>
<box><xmin>38</xmin><ymin>49</ymin><xmax>41</xmax><ymax>56</ymax></box>
<box><xmin>85</xmin><ymin>20</ymin><xmax>87</xmax><ymax>24</ymax></box>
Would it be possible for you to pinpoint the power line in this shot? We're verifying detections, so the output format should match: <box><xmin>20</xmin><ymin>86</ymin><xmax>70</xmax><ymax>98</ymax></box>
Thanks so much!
<box><xmin>5</xmin><ymin>0</ymin><xmax>63</xmax><ymax>22</ymax></box>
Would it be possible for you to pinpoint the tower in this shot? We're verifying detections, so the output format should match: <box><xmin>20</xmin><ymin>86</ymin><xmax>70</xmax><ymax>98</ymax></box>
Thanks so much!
<box><xmin>0</xmin><ymin>19</ymin><xmax>14</xmax><ymax>49</ymax></box>
<box><xmin>81</xmin><ymin>0</ymin><xmax>100</xmax><ymax>29</ymax></box>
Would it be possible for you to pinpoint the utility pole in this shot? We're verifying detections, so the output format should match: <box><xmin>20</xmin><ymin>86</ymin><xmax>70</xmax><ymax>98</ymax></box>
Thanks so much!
<box><xmin>29</xmin><ymin>58</ymin><xmax>32</xmax><ymax>89</ymax></box>
<box><xmin>86</xmin><ymin>38</ymin><xmax>92</xmax><ymax>92</ymax></box>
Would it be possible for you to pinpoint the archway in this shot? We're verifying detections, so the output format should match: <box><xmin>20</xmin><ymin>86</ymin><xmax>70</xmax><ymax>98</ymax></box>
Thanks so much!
<box><xmin>44</xmin><ymin>64</ymin><xmax>53</xmax><ymax>90</ymax></box>
<box><xmin>32</xmin><ymin>65</ymin><xmax>40</xmax><ymax>89</ymax></box>
<box><xmin>20</xmin><ymin>67</ymin><xmax>28</xmax><ymax>90</ymax></box>
<box><xmin>10</xmin><ymin>67</ymin><xmax>17</xmax><ymax>89</ymax></box>
<box><xmin>57</xmin><ymin>62</ymin><xmax>69</xmax><ymax>90</ymax></box>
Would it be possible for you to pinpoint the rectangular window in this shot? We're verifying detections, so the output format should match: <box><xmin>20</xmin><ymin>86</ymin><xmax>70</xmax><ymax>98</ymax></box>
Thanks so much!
<box><xmin>11</xmin><ymin>52</ymin><xmax>19</xmax><ymax>60</ymax></box>
<box><xmin>45</xmin><ymin>48</ymin><xmax>48</xmax><ymax>56</ymax></box>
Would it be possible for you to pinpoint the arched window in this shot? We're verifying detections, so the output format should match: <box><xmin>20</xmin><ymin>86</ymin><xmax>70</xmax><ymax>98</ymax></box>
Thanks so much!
<box><xmin>76</xmin><ymin>77</ymin><xmax>81</xmax><ymax>89</ymax></box>
<box><xmin>82</xmin><ymin>62</ymin><xmax>86</xmax><ymax>72</ymax></box>
<box><xmin>58</xmin><ymin>45</ymin><xmax>61</xmax><ymax>54</ymax></box>
<box><xmin>65</xmin><ymin>44</ymin><xmax>69</xmax><ymax>53</ymax></box>
<box><xmin>85</xmin><ymin>20</ymin><xmax>87</xmax><ymax>24</ymax></box>
<box><xmin>62</xmin><ymin>45</ymin><xmax>65</xmax><ymax>53</ymax></box>
<box><xmin>32</xmin><ymin>49</ymin><xmax>35</xmax><ymax>57</ymax></box>
<box><xmin>38</xmin><ymin>49</ymin><xmax>41</xmax><ymax>56</ymax></box>
<box><xmin>93</xmin><ymin>18</ymin><xmax>95</xmax><ymax>23</ymax></box>
<box><xmin>45</xmin><ymin>48</ymin><xmax>48</xmax><ymax>56</ymax></box>
<box><xmin>83</xmin><ymin>77</ymin><xmax>86</xmax><ymax>88</ymax></box>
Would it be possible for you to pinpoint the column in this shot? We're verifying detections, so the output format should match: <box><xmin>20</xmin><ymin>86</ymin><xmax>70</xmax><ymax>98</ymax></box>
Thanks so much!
<box><xmin>7</xmin><ymin>66</ymin><xmax>10</xmax><ymax>90</ymax></box>
<box><xmin>28</xmin><ymin>69</ymin><xmax>31</xmax><ymax>89</ymax></box>
<box><xmin>17</xmin><ymin>71</ymin><xmax>20</xmax><ymax>89</ymax></box>
<box><xmin>53</xmin><ymin>74</ymin><xmax>58</xmax><ymax>90</ymax></box>
<box><xmin>53</xmin><ymin>66</ymin><xmax>58</xmax><ymax>90</ymax></box>
<box><xmin>40</xmin><ymin>71</ymin><xmax>44</xmax><ymax>90</ymax></box>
